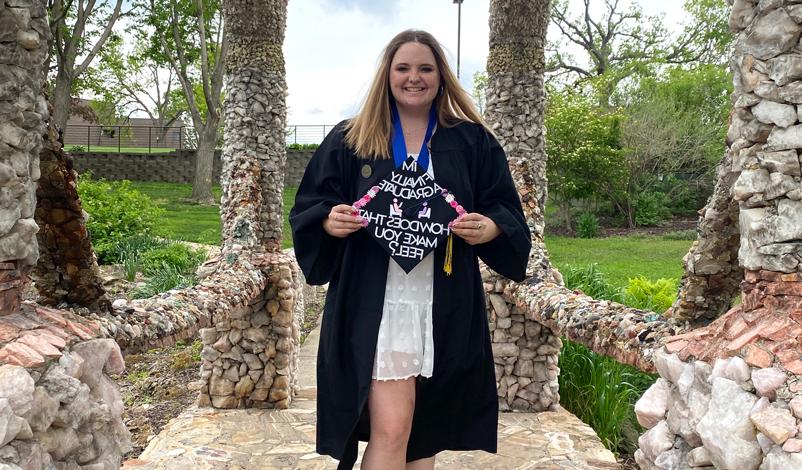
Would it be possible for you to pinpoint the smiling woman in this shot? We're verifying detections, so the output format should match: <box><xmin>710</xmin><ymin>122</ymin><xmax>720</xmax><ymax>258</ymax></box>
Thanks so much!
<box><xmin>290</xmin><ymin>29</ymin><xmax>531</xmax><ymax>470</ymax></box>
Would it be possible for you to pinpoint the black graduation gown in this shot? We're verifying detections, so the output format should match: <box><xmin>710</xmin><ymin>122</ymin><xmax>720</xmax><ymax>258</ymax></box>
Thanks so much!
<box><xmin>289</xmin><ymin>119</ymin><xmax>531</xmax><ymax>468</ymax></box>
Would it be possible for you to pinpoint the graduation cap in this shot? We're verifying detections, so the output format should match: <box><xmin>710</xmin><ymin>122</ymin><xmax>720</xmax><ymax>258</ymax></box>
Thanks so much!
<box><xmin>353</xmin><ymin>155</ymin><xmax>465</xmax><ymax>274</ymax></box>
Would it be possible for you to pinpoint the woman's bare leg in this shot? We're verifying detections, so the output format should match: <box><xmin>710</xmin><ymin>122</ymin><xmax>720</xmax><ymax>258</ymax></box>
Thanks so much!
<box><xmin>361</xmin><ymin>378</ymin><xmax>416</xmax><ymax>470</ymax></box>
<box><xmin>406</xmin><ymin>456</ymin><xmax>436</xmax><ymax>469</ymax></box>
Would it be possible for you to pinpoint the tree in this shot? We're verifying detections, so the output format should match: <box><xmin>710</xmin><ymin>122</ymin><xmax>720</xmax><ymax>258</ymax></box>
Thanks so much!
<box><xmin>143</xmin><ymin>0</ymin><xmax>227</xmax><ymax>204</ymax></box>
<box><xmin>48</xmin><ymin>0</ymin><xmax>125</xmax><ymax>129</ymax></box>
<box><xmin>545</xmin><ymin>89</ymin><xmax>626</xmax><ymax>230</ymax></box>
<box><xmin>86</xmin><ymin>33</ymin><xmax>186</xmax><ymax>144</ymax></box>
<box><xmin>219</xmin><ymin>0</ymin><xmax>287</xmax><ymax>252</ymax></box>
<box><xmin>472</xmin><ymin>70</ymin><xmax>488</xmax><ymax>115</ymax></box>
<box><xmin>548</xmin><ymin>0</ymin><xmax>731</xmax><ymax>106</ymax></box>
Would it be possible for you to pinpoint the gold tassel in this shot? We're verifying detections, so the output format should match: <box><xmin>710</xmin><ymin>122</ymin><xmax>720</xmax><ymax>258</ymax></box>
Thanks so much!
<box><xmin>444</xmin><ymin>233</ymin><xmax>453</xmax><ymax>276</ymax></box>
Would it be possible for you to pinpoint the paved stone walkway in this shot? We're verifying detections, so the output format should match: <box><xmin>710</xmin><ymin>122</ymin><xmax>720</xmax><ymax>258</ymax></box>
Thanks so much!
<box><xmin>123</xmin><ymin>328</ymin><xmax>619</xmax><ymax>469</ymax></box>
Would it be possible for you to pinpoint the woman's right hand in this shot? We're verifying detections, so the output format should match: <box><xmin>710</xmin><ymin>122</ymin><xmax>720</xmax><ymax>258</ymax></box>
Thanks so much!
<box><xmin>323</xmin><ymin>204</ymin><xmax>364</xmax><ymax>238</ymax></box>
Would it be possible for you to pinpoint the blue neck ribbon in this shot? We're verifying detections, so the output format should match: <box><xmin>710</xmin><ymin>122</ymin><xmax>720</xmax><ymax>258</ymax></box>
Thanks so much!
<box><xmin>391</xmin><ymin>100</ymin><xmax>438</xmax><ymax>171</ymax></box>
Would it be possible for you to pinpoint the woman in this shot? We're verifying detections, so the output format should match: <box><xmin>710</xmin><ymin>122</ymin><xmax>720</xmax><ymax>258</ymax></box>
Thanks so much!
<box><xmin>290</xmin><ymin>30</ymin><xmax>531</xmax><ymax>470</ymax></box>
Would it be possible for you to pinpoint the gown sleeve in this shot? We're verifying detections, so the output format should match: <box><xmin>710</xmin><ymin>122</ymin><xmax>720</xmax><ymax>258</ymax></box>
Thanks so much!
<box><xmin>289</xmin><ymin>121</ymin><xmax>352</xmax><ymax>285</ymax></box>
<box><xmin>473</xmin><ymin>128</ymin><xmax>532</xmax><ymax>282</ymax></box>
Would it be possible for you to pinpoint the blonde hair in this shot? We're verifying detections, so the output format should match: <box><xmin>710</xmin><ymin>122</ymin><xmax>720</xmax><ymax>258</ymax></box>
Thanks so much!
<box><xmin>345</xmin><ymin>29</ymin><xmax>488</xmax><ymax>159</ymax></box>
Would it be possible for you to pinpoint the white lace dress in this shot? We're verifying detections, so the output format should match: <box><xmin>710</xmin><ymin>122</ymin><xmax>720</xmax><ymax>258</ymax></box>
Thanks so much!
<box><xmin>372</xmin><ymin>154</ymin><xmax>435</xmax><ymax>381</ymax></box>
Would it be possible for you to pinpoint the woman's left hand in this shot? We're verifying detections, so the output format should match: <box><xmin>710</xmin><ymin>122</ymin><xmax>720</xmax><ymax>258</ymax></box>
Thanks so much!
<box><xmin>450</xmin><ymin>213</ymin><xmax>501</xmax><ymax>245</ymax></box>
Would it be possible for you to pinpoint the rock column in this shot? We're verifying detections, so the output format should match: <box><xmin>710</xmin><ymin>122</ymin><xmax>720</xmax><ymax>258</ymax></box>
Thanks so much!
<box><xmin>637</xmin><ymin>2</ymin><xmax>802</xmax><ymax>468</ymax></box>
<box><xmin>485</xmin><ymin>269</ymin><xmax>560</xmax><ymax>412</ymax></box>
<box><xmin>0</xmin><ymin>0</ymin><xmax>49</xmax><ymax>315</ymax></box>
<box><xmin>197</xmin><ymin>254</ymin><xmax>302</xmax><ymax>409</ymax></box>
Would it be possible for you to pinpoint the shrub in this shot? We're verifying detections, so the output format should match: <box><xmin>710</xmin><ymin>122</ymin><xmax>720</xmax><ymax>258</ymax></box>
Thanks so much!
<box><xmin>77</xmin><ymin>176</ymin><xmax>164</xmax><ymax>262</ymax></box>
<box><xmin>140</xmin><ymin>243</ymin><xmax>206</xmax><ymax>276</ymax></box>
<box><xmin>68</xmin><ymin>145</ymin><xmax>86</xmax><ymax>152</ymax></box>
<box><xmin>634</xmin><ymin>191</ymin><xmax>672</xmax><ymax>227</ymax></box>
<box><xmin>561</xmin><ymin>264</ymin><xmax>623</xmax><ymax>303</ymax></box>
<box><xmin>559</xmin><ymin>339</ymin><xmax>656</xmax><ymax>454</ymax></box>
<box><xmin>132</xmin><ymin>263</ymin><xmax>195</xmax><ymax>299</ymax></box>
<box><xmin>287</xmin><ymin>143</ymin><xmax>319</xmax><ymax>150</ymax></box>
<box><xmin>623</xmin><ymin>276</ymin><xmax>678</xmax><ymax>313</ymax></box>
<box><xmin>662</xmin><ymin>229</ymin><xmax>697</xmax><ymax>241</ymax></box>
<box><xmin>576</xmin><ymin>212</ymin><xmax>600</xmax><ymax>238</ymax></box>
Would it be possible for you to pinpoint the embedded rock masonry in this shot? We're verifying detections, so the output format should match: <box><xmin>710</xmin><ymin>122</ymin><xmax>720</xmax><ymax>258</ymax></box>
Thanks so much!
<box><xmin>0</xmin><ymin>304</ymin><xmax>130</xmax><ymax>469</ymax></box>
<box><xmin>0</xmin><ymin>0</ymin><xmax>49</xmax><ymax>314</ymax></box>
<box><xmin>484</xmin><ymin>269</ymin><xmax>560</xmax><ymax>412</ymax></box>
<box><xmin>636</xmin><ymin>2</ymin><xmax>802</xmax><ymax>467</ymax></box>
<box><xmin>196</xmin><ymin>251</ymin><xmax>303</xmax><ymax>409</ymax></box>
<box><xmin>635</xmin><ymin>350</ymin><xmax>802</xmax><ymax>470</ymax></box>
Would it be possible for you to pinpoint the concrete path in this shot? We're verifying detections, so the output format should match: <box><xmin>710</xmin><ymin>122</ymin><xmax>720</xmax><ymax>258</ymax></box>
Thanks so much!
<box><xmin>123</xmin><ymin>326</ymin><xmax>619</xmax><ymax>469</ymax></box>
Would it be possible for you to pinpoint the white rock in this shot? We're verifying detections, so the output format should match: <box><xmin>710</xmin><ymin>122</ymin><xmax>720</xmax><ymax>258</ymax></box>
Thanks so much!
<box><xmin>634</xmin><ymin>449</ymin><xmax>658</xmax><ymax>470</ymax></box>
<box><xmin>0</xmin><ymin>365</ymin><xmax>35</xmax><ymax>416</ymax></box>
<box><xmin>752</xmin><ymin>100</ymin><xmax>798</xmax><ymax>127</ymax></box>
<box><xmin>638</xmin><ymin>420</ymin><xmax>674</xmax><ymax>461</ymax></box>
<box><xmin>766</xmin><ymin>124</ymin><xmax>802</xmax><ymax>151</ymax></box>
<box><xmin>757</xmin><ymin>151</ymin><xmax>802</xmax><ymax>176</ymax></box>
<box><xmin>752</xmin><ymin>368</ymin><xmax>788</xmax><ymax>398</ymax></box>
<box><xmin>789</xmin><ymin>396</ymin><xmax>802</xmax><ymax>419</ymax></box>
<box><xmin>111</xmin><ymin>298</ymin><xmax>127</xmax><ymax>309</ymax></box>
<box><xmin>740</xmin><ymin>8</ymin><xmax>802</xmax><ymax>60</ymax></box>
<box><xmin>22</xmin><ymin>387</ymin><xmax>59</xmax><ymax>432</ymax></box>
<box><xmin>775</xmin><ymin>199</ymin><xmax>802</xmax><ymax>242</ymax></box>
<box><xmin>636</xmin><ymin>378</ymin><xmax>671</xmax><ymax>429</ymax></box>
<box><xmin>654</xmin><ymin>351</ymin><xmax>691</xmax><ymax>385</ymax></box>
<box><xmin>760</xmin><ymin>446</ymin><xmax>802</xmax><ymax>469</ymax></box>
<box><xmin>0</xmin><ymin>399</ymin><xmax>25</xmax><ymax>447</ymax></box>
<box><xmin>764</xmin><ymin>172</ymin><xmax>799</xmax><ymax>200</ymax></box>
<box><xmin>711</xmin><ymin>357</ymin><xmax>752</xmax><ymax>385</ymax></box>
<box><xmin>769</xmin><ymin>54</ymin><xmax>802</xmax><ymax>86</ymax></box>
<box><xmin>697</xmin><ymin>378</ymin><xmax>762</xmax><ymax>470</ymax></box>
<box><xmin>687</xmin><ymin>446</ymin><xmax>713</xmax><ymax>467</ymax></box>
<box><xmin>751</xmin><ymin>396</ymin><xmax>771</xmax><ymax>416</ymax></box>
<box><xmin>734</xmin><ymin>170</ymin><xmax>771</xmax><ymax>201</ymax></box>
<box><xmin>751</xmin><ymin>406</ymin><xmax>798</xmax><ymax>445</ymax></box>
<box><xmin>730</xmin><ymin>0</ymin><xmax>756</xmax><ymax>32</ymax></box>
<box><xmin>756</xmin><ymin>432</ymin><xmax>774</xmax><ymax>455</ymax></box>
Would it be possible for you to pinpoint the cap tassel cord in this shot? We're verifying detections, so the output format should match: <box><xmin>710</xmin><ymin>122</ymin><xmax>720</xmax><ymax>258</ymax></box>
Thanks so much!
<box><xmin>444</xmin><ymin>233</ymin><xmax>453</xmax><ymax>276</ymax></box>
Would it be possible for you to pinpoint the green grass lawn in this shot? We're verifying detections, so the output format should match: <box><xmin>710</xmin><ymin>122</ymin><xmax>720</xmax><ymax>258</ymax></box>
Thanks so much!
<box><xmin>130</xmin><ymin>182</ymin><xmax>297</xmax><ymax>248</ymax></box>
<box><xmin>545</xmin><ymin>235</ymin><xmax>690</xmax><ymax>287</ymax></box>
<box><xmin>129</xmin><ymin>182</ymin><xmax>691</xmax><ymax>281</ymax></box>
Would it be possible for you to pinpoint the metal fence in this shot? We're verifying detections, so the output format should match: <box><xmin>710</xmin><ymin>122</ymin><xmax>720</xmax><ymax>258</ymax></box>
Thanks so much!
<box><xmin>62</xmin><ymin>125</ymin><xmax>186</xmax><ymax>153</ymax></box>
<box><xmin>63</xmin><ymin>124</ymin><xmax>336</xmax><ymax>153</ymax></box>
<box><xmin>286</xmin><ymin>125</ymin><xmax>335</xmax><ymax>145</ymax></box>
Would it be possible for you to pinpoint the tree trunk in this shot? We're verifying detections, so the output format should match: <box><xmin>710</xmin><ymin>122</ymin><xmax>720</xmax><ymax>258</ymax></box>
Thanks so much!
<box><xmin>486</xmin><ymin>0</ymin><xmax>559</xmax><ymax>284</ymax></box>
<box><xmin>33</xmin><ymin>121</ymin><xmax>109</xmax><ymax>310</ymax></box>
<box><xmin>51</xmin><ymin>70</ymin><xmax>72</xmax><ymax>131</ymax></box>
<box><xmin>190</xmin><ymin>125</ymin><xmax>218</xmax><ymax>204</ymax></box>
<box><xmin>220</xmin><ymin>0</ymin><xmax>287</xmax><ymax>253</ymax></box>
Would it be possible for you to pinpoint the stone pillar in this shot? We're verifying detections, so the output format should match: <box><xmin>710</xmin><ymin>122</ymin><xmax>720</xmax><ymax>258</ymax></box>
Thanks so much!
<box><xmin>0</xmin><ymin>0</ymin><xmax>49</xmax><ymax>315</ymax></box>
<box><xmin>197</xmin><ymin>254</ymin><xmax>303</xmax><ymax>409</ymax></box>
<box><xmin>484</xmin><ymin>268</ymin><xmax>560</xmax><ymax>412</ymax></box>
<box><xmin>636</xmin><ymin>2</ymin><xmax>802</xmax><ymax>468</ymax></box>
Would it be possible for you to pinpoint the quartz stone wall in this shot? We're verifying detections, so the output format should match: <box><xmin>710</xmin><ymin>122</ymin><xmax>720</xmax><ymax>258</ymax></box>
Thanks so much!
<box><xmin>0</xmin><ymin>0</ymin><xmax>49</xmax><ymax>315</ymax></box>
<box><xmin>0</xmin><ymin>304</ymin><xmax>130</xmax><ymax>469</ymax></box>
<box><xmin>196</xmin><ymin>253</ymin><xmax>303</xmax><ymax>409</ymax></box>
<box><xmin>635</xmin><ymin>350</ymin><xmax>802</xmax><ymax>469</ymax></box>
<box><xmin>635</xmin><ymin>2</ymin><xmax>802</xmax><ymax>468</ymax></box>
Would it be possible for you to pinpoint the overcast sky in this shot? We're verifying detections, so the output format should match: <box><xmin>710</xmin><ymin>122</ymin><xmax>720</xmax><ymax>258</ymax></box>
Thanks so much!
<box><xmin>283</xmin><ymin>0</ymin><xmax>689</xmax><ymax>126</ymax></box>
